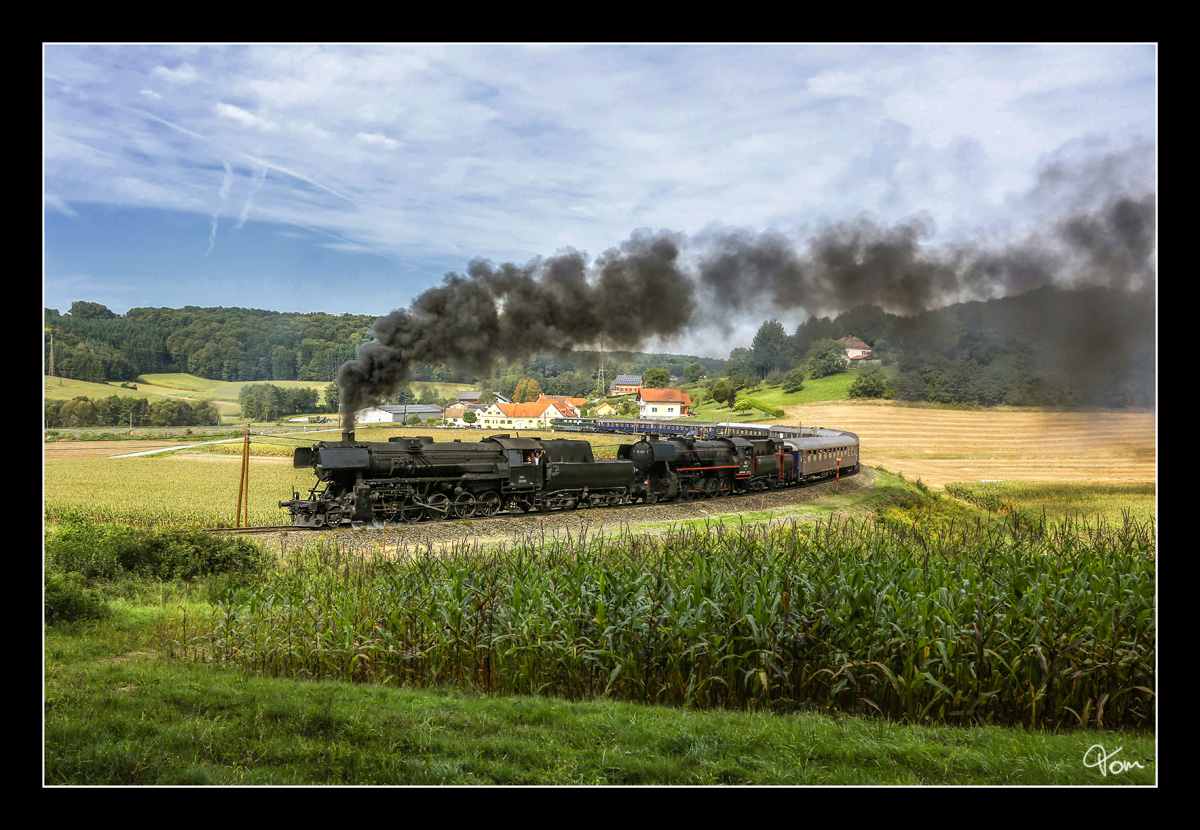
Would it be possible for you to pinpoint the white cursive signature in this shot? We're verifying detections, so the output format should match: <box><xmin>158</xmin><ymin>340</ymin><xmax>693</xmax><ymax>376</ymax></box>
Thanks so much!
<box><xmin>1083</xmin><ymin>744</ymin><xmax>1146</xmax><ymax>777</ymax></box>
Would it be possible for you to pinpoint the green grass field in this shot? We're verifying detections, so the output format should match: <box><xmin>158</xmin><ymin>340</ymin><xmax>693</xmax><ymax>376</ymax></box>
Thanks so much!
<box><xmin>687</xmin><ymin>371</ymin><xmax>864</xmax><ymax>421</ymax></box>
<box><xmin>46</xmin><ymin>374</ymin><xmax>474</xmax><ymax>424</ymax></box>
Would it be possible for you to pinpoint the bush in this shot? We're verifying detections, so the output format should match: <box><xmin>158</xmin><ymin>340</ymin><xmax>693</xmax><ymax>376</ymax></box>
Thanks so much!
<box><xmin>781</xmin><ymin>368</ymin><xmax>805</xmax><ymax>394</ymax></box>
<box><xmin>44</xmin><ymin>571</ymin><xmax>110</xmax><ymax>625</ymax></box>
<box><xmin>46</xmin><ymin>522</ymin><xmax>273</xmax><ymax>583</ymax></box>
<box><xmin>849</xmin><ymin>367</ymin><xmax>890</xmax><ymax>399</ymax></box>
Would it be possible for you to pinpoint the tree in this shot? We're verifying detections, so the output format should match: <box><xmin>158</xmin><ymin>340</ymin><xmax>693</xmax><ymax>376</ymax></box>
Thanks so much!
<box><xmin>68</xmin><ymin>301</ymin><xmax>117</xmax><ymax>319</ymax></box>
<box><xmin>513</xmin><ymin>377</ymin><xmax>543</xmax><ymax>403</ymax></box>
<box><xmin>684</xmin><ymin>362</ymin><xmax>704</xmax><ymax>384</ymax></box>
<box><xmin>804</xmin><ymin>339</ymin><xmax>848</xmax><ymax>379</ymax></box>
<box><xmin>725</xmin><ymin>347</ymin><xmax>755</xmax><ymax>378</ymax></box>
<box><xmin>642</xmin><ymin>367</ymin><xmax>670</xmax><ymax>388</ymax></box>
<box><xmin>710</xmin><ymin>379</ymin><xmax>729</xmax><ymax>406</ymax></box>
<box><xmin>463</xmin><ymin>410</ymin><xmax>477</xmax><ymax>424</ymax></box>
<box><xmin>749</xmin><ymin>319</ymin><xmax>790</xmax><ymax>378</ymax></box>
<box><xmin>323</xmin><ymin>383</ymin><xmax>339</xmax><ymax>413</ymax></box>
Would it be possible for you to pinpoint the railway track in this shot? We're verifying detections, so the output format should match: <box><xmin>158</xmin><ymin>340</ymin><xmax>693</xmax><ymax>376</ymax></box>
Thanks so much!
<box><xmin>203</xmin><ymin>525</ymin><xmax>305</xmax><ymax>535</ymax></box>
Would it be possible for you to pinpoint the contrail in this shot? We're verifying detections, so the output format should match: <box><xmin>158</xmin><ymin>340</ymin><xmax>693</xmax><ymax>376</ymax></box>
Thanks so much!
<box><xmin>204</xmin><ymin>160</ymin><xmax>233</xmax><ymax>256</ymax></box>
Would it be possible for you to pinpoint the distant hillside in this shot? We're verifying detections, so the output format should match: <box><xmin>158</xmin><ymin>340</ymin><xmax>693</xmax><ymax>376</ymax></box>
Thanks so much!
<box><xmin>768</xmin><ymin>286</ymin><xmax>1155</xmax><ymax>407</ymax></box>
<box><xmin>43</xmin><ymin>302</ymin><xmax>725</xmax><ymax>397</ymax></box>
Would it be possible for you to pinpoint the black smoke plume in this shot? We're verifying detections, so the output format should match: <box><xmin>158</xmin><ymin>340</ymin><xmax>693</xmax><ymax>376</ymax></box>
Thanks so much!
<box><xmin>338</xmin><ymin>232</ymin><xmax>693</xmax><ymax>432</ymax></box>
<box><xmin>339</xmin><ymin>147</ymin><xmax>1155</xmax><ymax>426</ymax></box>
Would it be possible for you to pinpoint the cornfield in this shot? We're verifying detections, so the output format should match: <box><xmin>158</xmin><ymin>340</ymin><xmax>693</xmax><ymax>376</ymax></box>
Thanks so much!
<box><xmin>184</xmin><ymin>513</ymin><xmax>1155</xmax><ymax>728</ymax></box>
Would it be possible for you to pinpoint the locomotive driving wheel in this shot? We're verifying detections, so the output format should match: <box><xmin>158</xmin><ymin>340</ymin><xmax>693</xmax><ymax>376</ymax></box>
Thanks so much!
<box><xmin>399</xmin><ymin>500</ymin><xmax>424</xmax><ymax>523</ymax></box>
<box><xmin>477</xmin><ymin>491</ymin><xmax>501</xmax><ymax>517</ymax></box>
<box><xmin>427</xmin><ymin>494</ymin><xmax>450</xmax><ymax>520</ymax></box>
<box><xmin>453</xmin><ymin>492</ymin><xmax>477</xmax><ymax>519</ymax></box>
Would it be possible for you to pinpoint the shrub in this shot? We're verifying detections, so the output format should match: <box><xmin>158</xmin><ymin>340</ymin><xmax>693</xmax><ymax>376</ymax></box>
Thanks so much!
<box><xmin>781</xmin><ymin>368</ymin><xmax>805</xmax><ymax>394</ymax></box>
<box><xmin>44</xmin><ymin>571</ymin><xmax>109</xmax><ymax>625</ymax></box>
<box><xmin>46</xmin><ymin>521</ymin><xmax>273</xmax><ymax>583</ymax></box>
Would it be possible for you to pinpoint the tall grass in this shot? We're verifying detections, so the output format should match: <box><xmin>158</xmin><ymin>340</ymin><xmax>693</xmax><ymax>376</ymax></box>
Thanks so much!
<box><xmin>945</xmin><ymin>481</ymin><xmax>1157</xmax><ymax>527</ymax></box>
<box><xmin>186</xmin><ymin>514</ymin><xmax>1155</xmax><ymax>729</ymax></box>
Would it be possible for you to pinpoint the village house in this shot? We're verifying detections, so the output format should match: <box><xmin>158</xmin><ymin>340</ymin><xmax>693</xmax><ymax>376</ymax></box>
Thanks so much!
<box><xmin>839</xmin><ymin>335</ymin><xmax>873</xmax><ymax>363</ymax></box>
<box><xmin>593</xmin><ymin>401</ymin><xmax>617</xmax><ymax>416</ymax></box>
<box><xmin>636</xmin><ymin>388</ymin><xmax>692</xmax><ymax>419</ymax></box>
<box><xmin>457</xmin><ymin>390</ymin><xmax>483</xmax><ymax>404</ymax></box>
<box><xmin>536</xmin><ymin>393</ymin><xmax>587</xmax><ymax>417</ymax></box>
<box><xmin>477</xmin><ymin>399</ymin><xmax>573</xmax><ymax>430</ymax></box>
<box><xmin>443</xmin><ymin>403</ymin><xmax>489</xmax><ymax>426</ymax></box>
<box><xmin>608</xmin><ymin>374</ymin><xmax>643</xmax><ymax>397</ymax></box>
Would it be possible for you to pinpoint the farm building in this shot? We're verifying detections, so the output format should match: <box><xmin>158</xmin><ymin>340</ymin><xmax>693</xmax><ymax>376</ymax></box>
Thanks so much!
<box><xmin>637</xmin><ymin>388</ymin><xmax>692</xmax><ymax>419</ymax></box>
<box><xmin>609</xmin><ymin>374</ymin><xmax>643</xmax><ymax>396</ymax></box>
<box><xmin>355</xmin><ymin>404</ymin><xmax>445</xmax><ymax>424</ymax></box>
<box><xmin>839</xmin><ymin>335</ymin><xmax>873</xmax><ymax>361</ymax></box>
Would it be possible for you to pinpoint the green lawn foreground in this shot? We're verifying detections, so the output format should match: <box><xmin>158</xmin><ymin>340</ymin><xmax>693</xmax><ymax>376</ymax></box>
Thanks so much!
<box><xmin>44</xmin><ymin>611</ymin><xmax>1156</xmax><ymax>786</ymax></box>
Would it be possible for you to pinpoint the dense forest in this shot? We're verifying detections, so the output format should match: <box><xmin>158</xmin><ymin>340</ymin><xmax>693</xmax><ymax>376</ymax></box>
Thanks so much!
<box><xmin>42</xmin><ymin>301</ymin><xmax>724</xmax><ymax>405</ymax></box>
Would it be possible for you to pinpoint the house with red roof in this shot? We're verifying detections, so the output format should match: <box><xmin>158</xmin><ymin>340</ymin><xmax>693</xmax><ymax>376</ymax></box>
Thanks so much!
<box><xmin>536</xmin><ymin>393</ymin><xmax>587</xmax><ymax>417</ymax></box>
<box><xmin>839</xmin><ymin>335</ymin><xmax>873</xmax><ymax>362</ymax></box>
<box><xmin>636</xmin><ymin>388</ymin><xmax>692</xmax><ymax>419</ymax></box>
<box><xmin>478</xmin><ymin>399</ymin><xmax>573</xmax><ymax>430</ymax></box>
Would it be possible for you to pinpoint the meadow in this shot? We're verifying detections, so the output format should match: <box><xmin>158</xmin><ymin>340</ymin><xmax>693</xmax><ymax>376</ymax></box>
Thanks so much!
<box><xmin>44</xmin><ymin>374</ymin><xmax>471</xmax><ymax>424</ymax></box>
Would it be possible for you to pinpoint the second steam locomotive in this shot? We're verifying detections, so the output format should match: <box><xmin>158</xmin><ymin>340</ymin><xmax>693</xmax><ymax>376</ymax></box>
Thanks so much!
<box><xmin>280</xmin><ymin>426</ymin><xmax>860</xmax><ymax>528</ymax></box>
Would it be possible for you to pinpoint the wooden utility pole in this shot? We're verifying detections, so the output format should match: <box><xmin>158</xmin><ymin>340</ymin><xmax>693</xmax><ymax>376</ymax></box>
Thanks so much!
<box><xmin>236</xmin><ymin>423</ymin><xmax>251</xmax><ymax>527</ymax></box>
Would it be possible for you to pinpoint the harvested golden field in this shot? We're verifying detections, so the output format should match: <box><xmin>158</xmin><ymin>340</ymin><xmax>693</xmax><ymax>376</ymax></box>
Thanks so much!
<box><xmin>783</xmin><ymin>400</ymin><xmax>1156</xmax><ymax>489</ymax></box>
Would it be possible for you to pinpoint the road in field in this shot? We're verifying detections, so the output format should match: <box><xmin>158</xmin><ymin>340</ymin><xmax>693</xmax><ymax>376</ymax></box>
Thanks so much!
<box><xmin>783</xmin><ymin>401</ymin><xmax>1156</xmax><ymax>489</ymax></box>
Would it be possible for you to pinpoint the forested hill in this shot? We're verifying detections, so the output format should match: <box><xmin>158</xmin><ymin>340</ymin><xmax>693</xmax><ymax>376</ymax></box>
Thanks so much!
<box><xmin>42</xmin><ymin>302</ymin><xmax>724</xmax><ymax>392</ymax></box>
<box><xmin>752</xmin><ymin>285</ymin><xmax>1155</xmax><ymax>408</ymax></box>
<box><xmin>44</xmin><ymin>303</ymin><xmax>375</xmax><ymax>385</ymax></box>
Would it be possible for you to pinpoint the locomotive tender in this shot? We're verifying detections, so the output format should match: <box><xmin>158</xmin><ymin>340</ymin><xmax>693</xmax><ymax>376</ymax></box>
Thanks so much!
<box><xmin>280</xmin><ymin>427</ymin><xmax>860</xmax><ymax>528</ymax></box>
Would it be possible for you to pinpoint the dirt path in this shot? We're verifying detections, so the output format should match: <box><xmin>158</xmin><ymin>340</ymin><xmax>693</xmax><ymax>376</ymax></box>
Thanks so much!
<box><xmin>43</xmin><ymin>440</ymin><xmax>197</xmax><ymax>459</ymax></box>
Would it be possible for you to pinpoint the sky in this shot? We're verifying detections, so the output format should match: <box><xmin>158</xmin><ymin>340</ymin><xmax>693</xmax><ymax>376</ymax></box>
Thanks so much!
<box><xmin>43</xmin><ymin>43</ymin><xmax>1156</xmax><ymax>358</ymax></box>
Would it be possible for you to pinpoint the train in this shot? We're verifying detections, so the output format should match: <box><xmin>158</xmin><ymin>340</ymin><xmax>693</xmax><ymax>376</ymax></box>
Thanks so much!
<box><xmin>279</xmin><ymin>426</ymin><xmax>860</xmax><ymax>528</ymax></box>
<box><xmin>550</xmin><ymin>416</ymin><xmax>812</xmax><ymax>440</ymax></box>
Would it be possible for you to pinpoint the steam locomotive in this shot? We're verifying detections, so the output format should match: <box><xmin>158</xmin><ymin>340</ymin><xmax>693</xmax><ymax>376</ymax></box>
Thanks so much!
<box><xmin>279</xmin><ymin>427</ymin><xmax>860</xmax><ymax>528</ymax></box>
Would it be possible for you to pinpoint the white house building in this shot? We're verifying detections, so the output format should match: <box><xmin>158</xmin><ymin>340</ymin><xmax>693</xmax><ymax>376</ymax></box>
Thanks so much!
<box><xmin>636</xmin><ymin>388</ymin><xmax>692</xmax><ymax>419</ymax></box>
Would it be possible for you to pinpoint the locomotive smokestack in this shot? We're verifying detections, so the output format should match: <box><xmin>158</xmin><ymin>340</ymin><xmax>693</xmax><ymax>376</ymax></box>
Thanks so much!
<box><xmin>342</xmin><ymin>430</ymin><xmax>355</xmax><ymax>443</ymax></box>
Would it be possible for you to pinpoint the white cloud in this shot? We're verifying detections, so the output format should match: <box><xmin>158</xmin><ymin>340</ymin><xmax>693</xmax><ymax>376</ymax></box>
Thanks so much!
<box><xmin>152</xmin><ymin>63</ymin><xmax>197</xmax><ymax>84</ymax></box>
<box><xmin>214</xmin><ymin>102</ymin><xmax>278</xmax><ymax>131</ymax></box>
<box><xmin>356</xmin><ymin>131</ymin><xmax>399</xmax><ymax>150</ymax></box>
